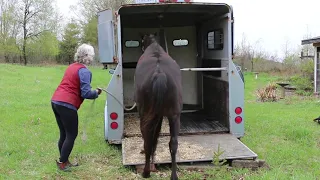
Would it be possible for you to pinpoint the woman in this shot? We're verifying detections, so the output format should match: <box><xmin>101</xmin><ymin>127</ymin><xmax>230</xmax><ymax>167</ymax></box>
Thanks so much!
<box><xmin>51</xmin><ymin>43</ymin><xmax>102</xmax><ymax>171</ymax></box>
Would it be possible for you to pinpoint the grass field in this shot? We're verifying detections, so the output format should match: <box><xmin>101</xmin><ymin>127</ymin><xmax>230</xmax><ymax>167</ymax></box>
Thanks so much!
<box><xmin>1</xmin><ymin>63</ymin><xmax>320</xmax><ymax>179</ymax></box>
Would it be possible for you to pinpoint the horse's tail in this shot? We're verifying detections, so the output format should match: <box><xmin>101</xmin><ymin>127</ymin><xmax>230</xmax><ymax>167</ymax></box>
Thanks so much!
<box><xmin>142</xmin><ymin>68</ymin><xmax>168</xmax><ymax>159</ymax></box>
<box><xmin>151</xmin><ymin>70</ymin><xmax>167</xmax><ymax>116</ymax></box>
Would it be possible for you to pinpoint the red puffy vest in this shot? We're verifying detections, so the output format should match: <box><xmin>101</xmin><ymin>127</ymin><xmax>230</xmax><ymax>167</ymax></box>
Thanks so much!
<box><xmin>51</xmin><ymin>62</ymin><xmax>86</xmax><ymax>109</ymax></box>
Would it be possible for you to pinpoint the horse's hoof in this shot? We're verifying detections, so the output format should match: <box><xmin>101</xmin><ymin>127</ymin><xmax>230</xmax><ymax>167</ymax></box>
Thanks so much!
<box><xmin>142</xmin><ymin>172</ymin><xmax>151</xmax><ymax>178</ymax></box>
<box><xmin>140</xmin><ymin>149</ymin><xmax>145</xmax><ymax>154</ymax></box>
<box><xmin>150</xmin><ymin>164</ymin><xmax>157</xmax><ymax>172</ymax></box>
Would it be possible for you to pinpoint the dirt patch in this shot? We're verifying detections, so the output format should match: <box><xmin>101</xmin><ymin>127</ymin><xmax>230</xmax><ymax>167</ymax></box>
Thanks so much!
<box><xmin>123</xmin><ymin>136</ymin><xmax>212</xmax><ymax>165</ymax></box>
<box><xmin>124</xmin><ymin>114</ymin><xmax>170</xmax><ymax>136</ymax></box>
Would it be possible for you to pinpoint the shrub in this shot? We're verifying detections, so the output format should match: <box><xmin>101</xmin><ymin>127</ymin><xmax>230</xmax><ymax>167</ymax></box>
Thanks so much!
<box><xmin>288</xmin><ymin>75</ymin><xmax>313</xmax><ymax>96</ymax></box>
<box><xmin>256</xmin><ymin>83</ymin><xmax>278</xmax><ymax>102</ymax></box>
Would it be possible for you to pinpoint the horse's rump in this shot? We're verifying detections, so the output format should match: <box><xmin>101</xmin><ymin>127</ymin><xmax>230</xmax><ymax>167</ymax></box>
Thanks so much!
<box><xmin>135</xmin><ymin>55</ymin><xmax>182</xmax><ymax>114</ymax></box>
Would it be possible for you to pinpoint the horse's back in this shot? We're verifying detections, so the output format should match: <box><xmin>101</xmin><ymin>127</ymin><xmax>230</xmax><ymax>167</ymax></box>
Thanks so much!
<box><xmin>134</xmin><ymin>48</ymin><xmax>183</xmax><ymax>112</ymax></box>
<box><xmin>136</xmin><ymin>51</ymin><xmax>181</xmax><ymax>90</ymax></box>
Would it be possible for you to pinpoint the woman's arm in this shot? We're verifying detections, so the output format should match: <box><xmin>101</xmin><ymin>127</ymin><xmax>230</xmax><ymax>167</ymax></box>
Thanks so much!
<box><xmin>78</xmin><ymin>68</ymin><xmax>99</xmax><ymax>99</ymax></box>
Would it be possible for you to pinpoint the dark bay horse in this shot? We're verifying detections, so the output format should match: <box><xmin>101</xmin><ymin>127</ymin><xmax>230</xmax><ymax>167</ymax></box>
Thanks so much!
<box><xmin>133</xmin><ymin>33</ymin><xmax>183</xmax><ymax>180</ymax></box>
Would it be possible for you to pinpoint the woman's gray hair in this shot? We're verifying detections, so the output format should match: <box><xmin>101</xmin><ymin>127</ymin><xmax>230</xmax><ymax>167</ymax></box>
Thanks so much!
<box><xmin>74</xmin><ymin>43</ymin><xmax>95</xmax><ymax>64</ymax></box>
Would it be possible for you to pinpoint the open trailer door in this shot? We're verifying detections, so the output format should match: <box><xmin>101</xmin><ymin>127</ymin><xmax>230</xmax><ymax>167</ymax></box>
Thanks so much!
<box><xmin>97</xmin><ymin>9</ymin><xmax>116</xmax><ymax>65</ymax></box>
<box><xmin>122</xmin><ymin>134</ymin><xmax>257</xmax><ymax>166</ymax></box>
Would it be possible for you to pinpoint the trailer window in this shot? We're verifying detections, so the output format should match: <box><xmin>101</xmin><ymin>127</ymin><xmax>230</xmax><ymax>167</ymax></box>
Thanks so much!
<box><xmin>173</xmin><ymin>39</ymin><xmax>188</xmax><ymax>47</ymax></box>
<box><xmin>125</xmin><ymin>40</ymin><xmax>140</xmax><ymax>48</ymax></box>
<box><xmin>207</xmin><ymin>29</ymin><xmax>223</xmax><ymax>50</ymax></box>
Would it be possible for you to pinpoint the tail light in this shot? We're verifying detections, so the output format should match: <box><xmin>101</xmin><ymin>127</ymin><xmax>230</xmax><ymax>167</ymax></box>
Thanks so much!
<box><xmin>235</xmin><ymin>116</ymin><xmax>242</xmax><ymax>124</ymax></box>
<box><xmin>110</xmin><ymin>112</ymin><xmax>118</xmax><ymax>120</ymax></box>
<box><xmin>110</xmin><ymin>112</ymin><xmax>118</xmax><ymax>129</ymax></box>
<box><xmin>235</xmin><ymin>107</ymin><xmax>242</xmax><ymax>115</ymax></box>
<box><xmin>235</xmin><ymin>107</ymin><xmax>243</xmax><ymax>124</ymax></box>
<box><xmin>110</xmin><ymin>122</ymin><xmax>118</xmax><ymax>129</ymax></box>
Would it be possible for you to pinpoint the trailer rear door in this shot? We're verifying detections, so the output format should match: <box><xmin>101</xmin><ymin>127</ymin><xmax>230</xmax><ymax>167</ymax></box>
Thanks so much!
<box><xmin>122</xmin><ymin>134</ymin><xmax>257</xmax><ymax>165</ymax></box>
<box><xmin>97</xmin><ymin>9</ymin><xmax>116</xmax><ymax>64</ymax></box>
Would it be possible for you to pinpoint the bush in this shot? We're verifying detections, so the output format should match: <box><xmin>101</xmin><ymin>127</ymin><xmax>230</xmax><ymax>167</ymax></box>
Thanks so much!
<box><xmin>256</xmin><ymin>83</ymin><xmax>278</xmax><ymax>102</ymax></box>
<box><xmin>295</xmin><ymin>89</ymin><xmax>313</xmax><ymax>96</ymax></box>
<box><xmin>299</xmin><ymin>59</ymin><xmax>313</xmax><ymax>78</ymax></box>
<box><xmin>289</xmin><ymin>75</ymin><xmax>313</xmax><ymax>91</ymax></box>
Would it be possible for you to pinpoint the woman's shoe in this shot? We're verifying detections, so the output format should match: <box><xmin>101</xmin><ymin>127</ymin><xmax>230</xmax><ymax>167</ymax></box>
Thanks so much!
<box><xmin>56</xmin><ymin>160</ymin><xmax>71</xmax><ymax>172</ymax></box>
<box><xmin>66</xmin><ymin>160</ymin><xmax>79</xmax><ymax>167</ymax></box>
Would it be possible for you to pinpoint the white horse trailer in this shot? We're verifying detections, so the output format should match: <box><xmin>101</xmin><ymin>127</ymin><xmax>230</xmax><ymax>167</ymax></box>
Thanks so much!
<box><xmin>97</xmin><ymin>0</ymin><xmax>258</xmax><ymax>166</ymax></box>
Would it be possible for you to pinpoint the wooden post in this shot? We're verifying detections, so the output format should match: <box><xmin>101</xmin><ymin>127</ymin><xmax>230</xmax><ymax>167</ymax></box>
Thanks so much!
<box><xmin>280</xmin><ymin>87</ymin><xmax>285</xmax><ymax>99</ymax></box>
<box><xmin>276</xmin><ymin>83</ymin><xmax>289</xmax><ymax>99</ymax></box>
<box><xmin>314</xmin><ymin>46</ymin><xmax>317</xmax><ymax>94</ymax></box>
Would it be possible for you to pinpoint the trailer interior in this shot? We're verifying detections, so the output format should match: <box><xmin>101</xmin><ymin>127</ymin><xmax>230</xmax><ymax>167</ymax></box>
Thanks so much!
<box><xmin>119</xmin><ymin>3</ymin><xmax>231</xmax><ymax>137</ymax></box>
<box><xmin>111</xmin><ymin>3</ymin><xmax>258</xmax><ymax>166</ymax></box>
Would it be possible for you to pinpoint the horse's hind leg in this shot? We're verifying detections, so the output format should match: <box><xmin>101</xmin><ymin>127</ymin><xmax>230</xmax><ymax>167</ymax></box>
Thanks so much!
<box><xmin>142</xmin><ymin>116</ymin><xmax>163</xmax><ymax>178</ymax></box>
<box><xmin>168</xmin><ymin>114</ymin><xmax>180</xmax><ymax>180</ymax></box>
<box><xmin>139</xmin><ymin>113</ymin><xmax>146</xmax><ymax>154</ymax></box>
<box><xmin>151</xmin><ymin>116</ymin><xmax>163</xmax><ymax>168</ymax></box>
<box><xmin>142</xmin><ymin>136</ymin><xmax>151</xmax><ymax>178</ymax></box>
<box><xmin>139</xmin><ymin>106</ymin><xmax>147</xmax><ymax>154</ymax></box>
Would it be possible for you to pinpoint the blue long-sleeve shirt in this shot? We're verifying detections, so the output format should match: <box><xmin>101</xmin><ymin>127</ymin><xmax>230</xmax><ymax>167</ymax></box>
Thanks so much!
<box><xmin>51</xmin><ymin>67</ymin><xmax>98</xmax><ymax>111</ymax></box>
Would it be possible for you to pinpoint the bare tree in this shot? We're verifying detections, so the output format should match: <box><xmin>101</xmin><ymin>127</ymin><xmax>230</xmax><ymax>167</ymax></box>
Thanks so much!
<box><xmin>250</xmin><ymin>38</ymin><xmax>264</xmax><ymax>72</ymax></box>
<box><xmin>70</xmin><ymin>0</ymin><xmax>132</xmax><ymax>25</ymax></box>
<box><xmin>237</xmin><ymin>33</ymin><xmax>251</xmax><ymax>68</ymax></box>
<box><xmin>301</xmin><ymin>25</ymin><xmax>315</xmax><ymax>57</ymax></box>
<box><xmin>17</xmin><ymin>0</ymin><xmax>56</xmax><ymax>65</ymax></box>
<box><xmin>269</xmin><ymin>50</ymin><xmax>280</xmax><ymax>62</ymax></box>
<box><xmin>282</xmin><ymin>38</ymin><xmax>291</xmax><ymax>59</ymax></box>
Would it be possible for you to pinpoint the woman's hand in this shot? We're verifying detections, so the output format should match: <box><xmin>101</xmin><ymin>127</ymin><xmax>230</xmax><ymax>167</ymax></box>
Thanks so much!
<box><xmin>96</xmin><ymin>88</ymin><xmax>102</xmax><ymax>95</ymax></box>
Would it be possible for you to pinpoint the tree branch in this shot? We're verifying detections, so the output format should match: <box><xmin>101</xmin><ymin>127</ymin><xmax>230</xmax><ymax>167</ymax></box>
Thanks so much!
<box><xmin>26</xmin><ymin>10</ymin><xmax>41</xmax><ymax>22</ymax></box>
<box><xmin>26</xmin><ymin>30</ymin><xmax>48</xmax><ymax>38</ymax></box>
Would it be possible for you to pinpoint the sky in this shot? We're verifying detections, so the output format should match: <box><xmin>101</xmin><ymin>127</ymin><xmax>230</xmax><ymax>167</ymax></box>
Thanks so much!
<box><xmin>56</xmin><ymin>0</ymin><xmax>320</xmax><ymax>58</ymax></box>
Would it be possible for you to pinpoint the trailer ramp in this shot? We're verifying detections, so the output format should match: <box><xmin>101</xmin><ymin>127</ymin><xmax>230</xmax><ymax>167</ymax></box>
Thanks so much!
<box><xmin>122</xmin><ymin>134</ymin><xmax>257</xmax><ymax>165</ymax></box>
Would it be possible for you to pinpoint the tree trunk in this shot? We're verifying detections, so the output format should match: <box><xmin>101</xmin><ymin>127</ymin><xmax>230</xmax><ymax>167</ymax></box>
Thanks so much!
<box><xmin>251</xmin><ymin>59</ymin><xmax>254</xmax><ymax>72</ymax></box>
<box><xmin>241</xmin><ymin>57</ymin><xmax>245</xmax><ymax>69</ymax></box>
<box><xmin>22</xmin><ymin>1</ymin><xmax>28</xmax><ymax>66</ymax></box>
<box><xmin>23</xmin><ymin>38</ymin><xmax>27</xmax><ymax>65</ymax></box>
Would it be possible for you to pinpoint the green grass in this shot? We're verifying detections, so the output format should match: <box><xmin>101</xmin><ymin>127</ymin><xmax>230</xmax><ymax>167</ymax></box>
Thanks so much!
<box><xmin>1</xmin><ymin>64</ymin><xmax>320</xmax><ymax>179</ymax></box>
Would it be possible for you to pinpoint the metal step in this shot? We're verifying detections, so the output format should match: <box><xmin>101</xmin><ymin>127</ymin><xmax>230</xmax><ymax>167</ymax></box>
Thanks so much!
<box><xmin>122</xmin><ymin>134</ymin><xmax>258</xmax><ymax>166</ymax></box>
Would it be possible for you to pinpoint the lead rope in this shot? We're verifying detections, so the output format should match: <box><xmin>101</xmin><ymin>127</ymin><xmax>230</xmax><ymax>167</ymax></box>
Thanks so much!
<box><xmin>81</xmin><ymin>88</ymin><xmax>137</xmax><ymax>143</ymax></box>
<box><xmin>97</xmin><ymin>87</ymin><xmax>137</xmax><ymax>111</ymax></box>
<box><xmin>81</xmin><ymin>99</ymin><xmax>96</xmax><ymax>143</ymax></box>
